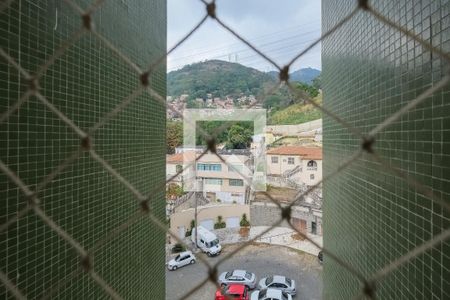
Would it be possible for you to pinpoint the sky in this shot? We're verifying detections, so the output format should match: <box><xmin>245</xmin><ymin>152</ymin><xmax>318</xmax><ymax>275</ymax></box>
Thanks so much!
<box><xmin>167</xmin><ymin>0</ymin><xmax>321</xmax><ymax>73</ymax></box>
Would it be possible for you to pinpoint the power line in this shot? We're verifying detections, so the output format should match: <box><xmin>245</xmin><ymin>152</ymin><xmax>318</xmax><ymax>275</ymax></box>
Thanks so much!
<box><xmin>167</xmin><ymin>20</ymin><xmax>321</xmax><ymax>64</ymax></box>
<box><xmin>168</xmin><ymin>18</ymin><xmax>320</xmax><ymax>57</ymax></box>
<box><xmin>169</xmin><ymin>27</ymin><xmax>320</xmax><ymax>64</ymax></box>
<box><xmin>168</xmin><ymin>34</ymin><xmax>320</xmax><ymax>71</ymax></box>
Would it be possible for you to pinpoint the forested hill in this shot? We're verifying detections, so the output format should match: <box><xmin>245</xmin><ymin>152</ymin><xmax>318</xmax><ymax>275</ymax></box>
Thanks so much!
<box><xmin>267</xmin><ymin>67</ymin><xmax>321</xmax><ymax>84</ymax></box>
<box><xmin>167</xmin><ymin>60</ymin><xmax>275</xmax><ymax>98</ymax></box>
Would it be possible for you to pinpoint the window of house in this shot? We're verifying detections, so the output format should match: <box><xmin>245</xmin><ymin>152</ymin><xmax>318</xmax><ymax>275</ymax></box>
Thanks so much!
<box><xmin>197</xmin><ymin>163</ymin><xmax>222</xmax><ymax>171</ymax></box>
<box><xmin>307</xmin><ymin>160</ymin><xmax>317</xmax><ymax>167</ymax></box>
<box><xmin>205</xmin><ymin>178</ymin><xmax>222</xmax><ymax>185</ymax></box>
<box><xmin>310</xmin><ymin>174</ymin><xmax>315</xmax><ymax>180</ymax></box>
<box><xmin>288</xmin><ymin>157</ymin><xmax>295</xmax><ymax>165</ymax></box>
<box><xmin>271</xmin><ymin>156</ymin><xmax>278</xmax><ymax>164</ymax></box>
<box><xmin>229</xmin><ymin>179</ymin><xmax>244</xmax><ymax>186</ymax></box>
<box><xmin>175</xmin><ymin>164</ymin><xmax>182</xmax><ymax>173</ymax></box>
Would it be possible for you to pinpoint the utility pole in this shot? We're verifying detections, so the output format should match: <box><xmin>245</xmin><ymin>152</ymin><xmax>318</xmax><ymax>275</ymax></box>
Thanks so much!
<box><xmin>194</xmin><ymin>190</ymin><xmax>198</xmax><ymax>250</ymax></box>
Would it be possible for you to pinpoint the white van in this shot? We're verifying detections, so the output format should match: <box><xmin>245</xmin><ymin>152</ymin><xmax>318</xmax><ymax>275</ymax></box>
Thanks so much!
<box><xmin>191</xmin><ymin>226</ymin><xmax>222</xmax><ymax>256</ymax></box>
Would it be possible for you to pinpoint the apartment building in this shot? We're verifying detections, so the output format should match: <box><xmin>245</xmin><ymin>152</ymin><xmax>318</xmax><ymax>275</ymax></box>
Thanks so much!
<box><xmin>323</xmin><ymin>0</ymin><xmax>450</xmax><ymax>299</ymax></box>
<box><xmin>266</xmin><ymin>146</ymin><xmax>322</xmax><ymax>186</ymax></box>
<box><xmin>167</xmin><ymin>150</ymin><xmax>251</xmax><ymax>203</ymax></box>
<box><xmin>0</xmin><ymin>1</ymin><xmax>166</xmax><ymax>298</ymax></box>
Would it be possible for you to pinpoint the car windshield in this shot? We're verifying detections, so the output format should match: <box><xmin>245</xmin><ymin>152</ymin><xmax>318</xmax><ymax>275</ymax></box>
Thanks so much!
<box><xmin>285</xmin><ymin>277</ymin><xmax>291</xmax><ymax>286</ymax></box>
<box><xmin>175</xmin><ymin>255</ymin><xmax>180</xmax><ymax>261</ymax></box>
<box><xmin>225</xmin><ymin>272</ymin><xmax>232</xmax><ymax>279</ymax></box>
<box><xmin>265</xmin><ymin>276</ymin><xmax>273</xmax><ymax>286</ymax></box>
<box><xmin>245</xmin><ymin>272</ymin><xmax>252</xmax><ymax>280</ymax></box>
<box><xmin>209</xmin><ymin>239</ymin><xmax>219</xmax><ymax>247</ymax></box>
<box><xmin>258</xmin><ymin>289</ymin><xmax>267</xmax><ymax>300</ymax></box>
<box><xmin>220</xmin><ymin>287</ymin><xmax>240</xmax><ymax>299</ymax></box>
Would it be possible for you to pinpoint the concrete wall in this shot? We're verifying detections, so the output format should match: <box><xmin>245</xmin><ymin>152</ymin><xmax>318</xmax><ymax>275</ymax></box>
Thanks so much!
<box><xmin>267</xmin><ymin>119</ymin><xmax>322</xmax><ymax>136</ymax></box>
<box><xmin>170</xmin><ymin>204</ymin><xmax>251</xmax><ymax>238</ymax></box>
<box><xmin>250</xmin><ymin>203</ymin><xmax>322</xmax><ymax>235</ymax></box>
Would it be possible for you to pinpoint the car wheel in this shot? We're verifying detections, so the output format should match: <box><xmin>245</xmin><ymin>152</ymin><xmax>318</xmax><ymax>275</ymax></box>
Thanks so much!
<box><xmin>245</xmin><ymin>285</ymin><xmax>250</xmax><ymax>290</ymax></box>
<box><xmin>172</xmin><ymin>266</ymin><xmax>177</xmax><ymax>270</ymax></box>
<box><xmin>207</xmin><ymin>252</ymin><xmax>212</xmax><ymax>257</ymax></box>
<box><xmin>221</xmin><ymin>283</ymin><xmax>226</xmax><ymax>287</ymax></box>
<box><xmin>190</xmin><ymin>259</ymin><xmax>195</xmax><ymax>264</ymax></box>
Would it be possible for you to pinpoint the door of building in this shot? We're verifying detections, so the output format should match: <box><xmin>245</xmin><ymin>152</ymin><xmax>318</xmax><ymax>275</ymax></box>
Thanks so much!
<box><xmin>311</xmin><ymin>222</ymin><xmax>317</xmax><ymax>235</ymax></box>
<box><xmin>291</xmin><ymin>218</ymin><xmax>307</xmax><ymax>234</ymax></box>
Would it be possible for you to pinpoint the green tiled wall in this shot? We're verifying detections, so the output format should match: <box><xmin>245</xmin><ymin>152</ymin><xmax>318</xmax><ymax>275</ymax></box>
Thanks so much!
<box><xmin>0</xmin><ymin>0</ymin><xmax>166</xmax><ymax>298</ymax></box>
<box><xmin>323</xmin><ymin>0</ymin><xmax>449</xmax><ymax>299</ymax></box>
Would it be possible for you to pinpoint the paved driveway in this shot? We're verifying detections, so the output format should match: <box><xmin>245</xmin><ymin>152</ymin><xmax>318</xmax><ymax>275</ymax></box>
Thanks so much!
<box><xmin>166</xmin><ymin>243</ymin><xmax>322</xmax><ymax>300</ymax></box>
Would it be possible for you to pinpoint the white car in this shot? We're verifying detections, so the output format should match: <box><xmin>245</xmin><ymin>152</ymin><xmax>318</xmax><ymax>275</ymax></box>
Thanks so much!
<box><xmin>218</xmin><ymin>270</ymin><xmax>257</xmax><ymax>289</ymax></box>
<box><xmin>251</xmin><ymin>288</ymin><xmax>292</xmax><ymax>300</ymax></box>
<box><xmin>258</xmin><ymin>275</ymin><xmax>296</xmax><ymax>296</ymax></box>
<box><xmin>167</xmin><ymin>251</ymin><xmax>196</xmax><ymax>270</ymax></box>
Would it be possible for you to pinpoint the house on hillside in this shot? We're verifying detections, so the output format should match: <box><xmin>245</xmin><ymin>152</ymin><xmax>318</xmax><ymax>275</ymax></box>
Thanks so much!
<box><xmin>166</xmin><ymin>149</ymin><xmax>252</xmax><ymax>203</ymax></box>
<box><xmin>194</xmin><ymin>149</ymin><xmax>252</xmax><ymax>204</ymax></box>
<box><xmin>266</xmin><ymin>146</ymin><xmax>322</xmax><ymax>186</ymax></box>
<box><xmin>166</xmin><ymin>151</ymin><xmax>197</xmax><ymax>187</ymax></box>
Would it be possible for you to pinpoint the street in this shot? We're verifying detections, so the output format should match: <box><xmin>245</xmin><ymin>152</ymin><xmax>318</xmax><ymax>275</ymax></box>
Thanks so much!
<box><xmin>166</xmin><ymin>243</ymin><xmax>322</xmax><ymax>300</ymax></box>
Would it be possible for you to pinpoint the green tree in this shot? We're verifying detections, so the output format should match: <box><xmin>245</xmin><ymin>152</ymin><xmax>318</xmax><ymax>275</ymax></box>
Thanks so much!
<box><xmin>166</xmin><ymin>183</ymin><xmax>184</xmax><ymax>198</ymax></box>
<box><xmin>294</xmin><ymin>82</ymin><xmax>319</xmax><ymax>98</ymax></box>
<box><xmin>312</xmin><ymin>75</ymin><xmax>321</xmax><ymax>90</ymax></box>
<box><xmin>225</xmin><ymin>124</ymin><xmax>253</xmax><ymax>149</ymax></box>
<box><xmin>263</xmin><ymin>95</ymin><xmax>283</xmax><ymax>109</ymax></box>
<box><xmin>240</xmin><ymin>213</ymin><xmax>250</xmax><ymax>227</ymax></box>
<box><xmin>166</xmin><ymin>121</ymin><xmax>183</xmax><ymax>154</ymax></box>
<box><xmin>195</xmin><ymin>121</ymin><xmax>254</xmax><ymax>147</ymax></box>
<box><xmin>186</xmin><ymin>219</ymin><xmax>196</xmax><ymax>237</ymax></box>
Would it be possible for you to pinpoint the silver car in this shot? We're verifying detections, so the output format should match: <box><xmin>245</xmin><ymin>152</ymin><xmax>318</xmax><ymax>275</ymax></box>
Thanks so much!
<box><xmin>258</xmin><ymin>275</ymin><xmax>296</xmax><ymax>296</ymax></box>
<box><xmin>218</xmin><ymin>269</ymin><xmax>257</xmax><ymax>289</ymax></box>
<box><xmin>167</xmin><ymin>251</ymin><xmax>196</xmax><ymax>271</ymax></box>
<box><xmin>251</xmin><ymin>288</ymin><xmax>292</xmax><ymax>300</ymax></box>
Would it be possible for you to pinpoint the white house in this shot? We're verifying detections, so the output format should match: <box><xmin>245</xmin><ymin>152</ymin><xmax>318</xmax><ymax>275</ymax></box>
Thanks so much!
<box><xmin>166</xmin><ymin>151</ymin><xmax>196</xmax><ymax>186</ymax></box>
<box><xmin>266</xmin><ymin>146</ymin><xmax>322</xmax><ymax>186</ymax></box>
<box><xmin>166</xmin><ymin>150</ymin><xmax>252</xmax><ymax>203</ymax></box>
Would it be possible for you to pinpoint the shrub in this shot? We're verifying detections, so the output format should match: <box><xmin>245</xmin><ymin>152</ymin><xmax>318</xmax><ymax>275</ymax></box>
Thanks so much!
<box><xmin>214</xmin><ymin>215</ymin><xmax>226</xmax><ymax>229</ymax></box>
<box><xmin>171</xmin><ymin>243</ymin><xmax>186</xmax><ymax>253</ymax></box>
<box><xmin>240</xmin><ymin>213</ymin><xmax>250</xmax><ymax>227</ymax></box>
<box><xmin>166</xmin><ymin>183</ymin><xmax>184</xmax><ymax>198</ymax></box>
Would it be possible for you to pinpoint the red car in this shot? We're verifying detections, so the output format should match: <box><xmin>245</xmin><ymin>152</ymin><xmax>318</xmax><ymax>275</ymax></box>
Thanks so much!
<box><xmin>215</xmin><ymin>284</ymin><xmax>249</xmax><ymax>300</ymax></box>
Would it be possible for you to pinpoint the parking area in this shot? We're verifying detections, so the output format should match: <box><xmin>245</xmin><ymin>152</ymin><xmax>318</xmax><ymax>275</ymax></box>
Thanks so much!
<box><xmin>166</xmin><ymin>243</ymin><xmax>322</xmax><ymax>300</ymax></box>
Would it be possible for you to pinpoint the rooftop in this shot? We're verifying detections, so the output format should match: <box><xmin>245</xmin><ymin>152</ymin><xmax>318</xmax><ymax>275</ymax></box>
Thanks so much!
<box><xmin>166</xmin><ymin>151</ymin><xmax>197</xmax><ymax>163</ymax></box>
<box><xmin>267</xmin><ymin>146</ymin><xmax>322</xmax><ymax>160</ymax></box>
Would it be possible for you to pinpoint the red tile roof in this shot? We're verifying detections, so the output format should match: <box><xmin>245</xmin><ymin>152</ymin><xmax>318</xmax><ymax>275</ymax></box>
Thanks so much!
<box><xmin>267</xmin><ymin>146</ymin><xmax>322</xmax><ymax>160</ymax></box>
<box><xmin>166</xmin><ymin>151</ymin><xmax>197</xmax><ymax>163</ymax></box>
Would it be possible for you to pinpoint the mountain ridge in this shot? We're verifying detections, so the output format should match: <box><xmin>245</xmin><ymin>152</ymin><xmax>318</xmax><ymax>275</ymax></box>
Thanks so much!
<box><xmin>267</xmin><ymin>67</ymin><xmax>320</xmax><ymax>84</ymax></box>
<box><xmin>167</xmin><ymin>60</ymin><xmax>321</xmax><ymax>98</ymax></box>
